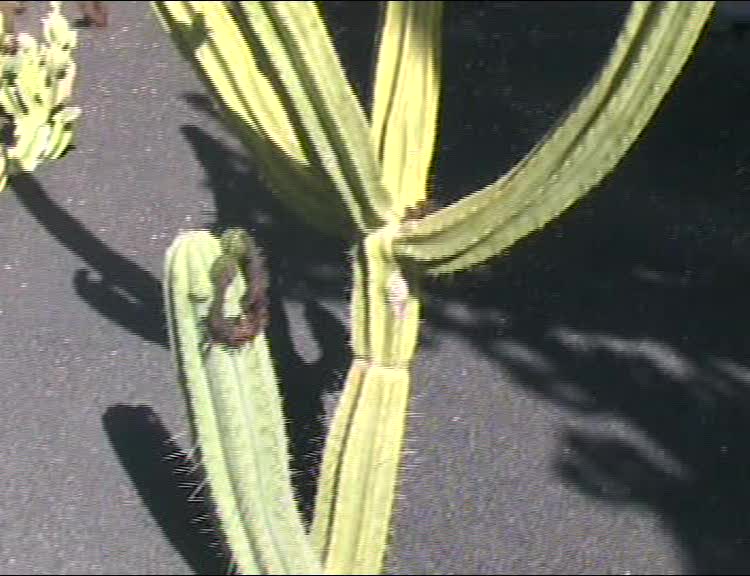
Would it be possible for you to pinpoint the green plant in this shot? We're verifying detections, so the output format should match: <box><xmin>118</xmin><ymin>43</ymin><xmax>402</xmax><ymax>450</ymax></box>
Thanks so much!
<box><xmin>157</xmin><ymin>2</ymin><xmax>714</xmax><ymax>574</ymax></box>
<box><xmin>0</xmin><ymin>1</ymin><xmax>80</xmax><ymax>192</ymax></box>
<box><xmin>165</xmin><ymin>229</ymin><xmax>321</xmax><ymax>574</ymax></box>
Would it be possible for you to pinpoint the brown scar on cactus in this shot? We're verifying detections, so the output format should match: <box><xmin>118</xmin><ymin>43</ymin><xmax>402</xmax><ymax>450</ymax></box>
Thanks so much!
<box><xmin>204</xmin><ymin>230</ymin><xmax>270</xmax><ymax>350</ymax></box>
<box><xmin>402</xmin><ymin>198</ymin><xmax>440</xmax><ymax>221</ymax></box>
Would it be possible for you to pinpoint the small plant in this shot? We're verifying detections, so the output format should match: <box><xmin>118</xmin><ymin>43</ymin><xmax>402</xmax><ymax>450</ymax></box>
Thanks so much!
<box><xmin>157</xmin><ymin>2</ymin><xmax>714</xmax><ymax>574</ymax></box>
<box><xmin>0</xmin><ymin>1</ymin><xmax>80</xmax><ymax>192</ymax></box>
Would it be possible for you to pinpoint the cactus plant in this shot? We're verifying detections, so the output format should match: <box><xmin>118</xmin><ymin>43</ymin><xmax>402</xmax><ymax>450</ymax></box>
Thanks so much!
<box><xmin>0</xmin><ymin>1</ymin><xmax>80</xmax><ymax>192</ymax></box>
<box><xmin>155</xmin><ymin>1</ymin><xmax>715</xmax><ymax>574</ymax></box>
<box><xmin>164</xmin><ymin>228</ymin><xmax>321</xmax><ymax>575</ymax></box>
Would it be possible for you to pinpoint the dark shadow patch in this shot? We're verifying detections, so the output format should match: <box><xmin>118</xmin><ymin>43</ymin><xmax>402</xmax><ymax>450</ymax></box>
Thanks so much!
<box><xmin>102</xmin><ymin>405</ymin><xmax>230</xmax><ymax>575</ymax></box>
<box><xmin>10</xmin><ymin>172</ymin><xmax>167</xmax><ymax>345</ymax></box>
<box><xmin>406</xmin><ymin>3</ymin><xmax>750</xmax><ymax>573</ymax></box>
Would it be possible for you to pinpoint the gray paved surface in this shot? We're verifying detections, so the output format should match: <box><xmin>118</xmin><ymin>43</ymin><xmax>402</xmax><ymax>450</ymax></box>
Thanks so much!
<box><xmin>2</xmin><ymin>1</ymin><xmax>750</xmax><ymax>574</ymax></box>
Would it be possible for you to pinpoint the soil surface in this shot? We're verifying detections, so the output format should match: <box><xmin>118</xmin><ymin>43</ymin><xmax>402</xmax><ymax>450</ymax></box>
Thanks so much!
<box><xmin>2</xmin><ymin>2</ymin><xmax>750</xmax><ymax>574</ymax></box>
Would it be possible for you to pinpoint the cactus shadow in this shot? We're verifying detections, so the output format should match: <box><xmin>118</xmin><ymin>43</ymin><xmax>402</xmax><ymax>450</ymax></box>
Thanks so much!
<box><xmin>102</xmin><ymin>404</ymin><xmax>230</xmax><ymax>575</ymax></box>
<box><xmin>410</xmin><ymin>4</ymin><xmax>750</xmax><ymax>574</ymax></box>
<box><xmin>9</xmin><ymin>172</ymin><xmax>167</xmax><ymax>345</ymax></box>
<box><xmin>9</xmin><ymin>146</ymin><xmax>347</xmax><ymax>554</ymax></box>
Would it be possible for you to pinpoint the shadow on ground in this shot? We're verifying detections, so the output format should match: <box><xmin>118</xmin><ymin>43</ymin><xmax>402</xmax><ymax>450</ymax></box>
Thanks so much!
<box><xmin>11</xmin><ymin>82</ymin><xmax>353</xmax><ymax>576</ymax></box>
<box><xmin>415</xmin><ymin>3</ymin><xmax>750</xmax><ymax>573</ymax></box>
<box><xmin>102</xmin><ymin>405</ymin><xmax>230</xmax><ymax>575</ymax></box>
<box><xmin>10</xmin><ymin>172</ymin><xmax>168</xmax><ymax>345</ymax></box>
<box><xmin>12</xmin><ymin>1</ymin><xmax>750</xmax><ymax>573</ymax></box>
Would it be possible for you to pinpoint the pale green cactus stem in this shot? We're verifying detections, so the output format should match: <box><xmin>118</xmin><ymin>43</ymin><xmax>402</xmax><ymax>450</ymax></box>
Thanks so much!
<box><xmin>233</xmin><ymin>1</ymin><xmax>393</xmax><ymax>230</ymax></box>
<box><xmin>156</xmin><ymin>2</ymin><xmax>714</xmax><ymax>574</ymax></box>
<box><xmin>394</xmin><ymin>2</ymin><xmax>715</xmax><ymax>274</ymax></box>
<box><xmin>310</xmin><ymin>359</ymin><xmax>410</xmax><ymax>574</ymax></box>
<box><xmin>150</xmin><ymin>1</ymin><xmax>384</xmax><ymax>236</ymax></box>
<box><xmin>308</xmin><ymin>6</ymin><xmax>440</xmax><ymax>569</ymax></box>
<box><xmin>164</xmin><ymin>229</ymin><xmax>321</xmax><ymax>575</ymax></box>
<box><xmin>0</xmin><ymin>0</ymin><xmax>80</xmax><ymax>182</ymax></box>
<box><xmin>311</xmin><ymin>224</ymin><xmax>420</xmax><ymax>575</ymax></box>
<box><xmin>370</xmin><ymin>1</ymin><xmax>443</xmax><ymax>212</ymax></box>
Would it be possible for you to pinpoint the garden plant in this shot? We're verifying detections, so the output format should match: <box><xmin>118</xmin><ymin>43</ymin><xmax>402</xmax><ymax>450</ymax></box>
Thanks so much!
<box><xmin>0</xmin><ymin>1</ymin><xmax>720</xmax><ymax>574</ymax></box>
<box><xmin>0</xmin><ymin>1</ymin><xmax>80</xmax><ymax>192</ymax></box>
<box><xmin>153</xmin><ymin>1</ymin><xmax>715</xmax><ymax>574</ymax></box>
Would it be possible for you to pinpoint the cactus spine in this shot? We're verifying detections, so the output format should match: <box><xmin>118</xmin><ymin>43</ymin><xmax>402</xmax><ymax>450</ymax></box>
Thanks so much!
<box><xmin>156</xmin><ymin>2</ymin><xmax>714</xmax><ymax>573</ymax></box>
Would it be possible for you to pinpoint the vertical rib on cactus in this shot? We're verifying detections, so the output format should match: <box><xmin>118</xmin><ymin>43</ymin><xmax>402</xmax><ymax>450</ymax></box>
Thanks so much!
<box><xmin>311</xmin><ymin>225</ymin><xmax>420</xmax><ymax>574</ymax></box>
<box><xmin>394</xmin><ymin>1</ymin><xmax>714</xmax><ymax>274</ymax></box>
<box><xmin>152</xmin><ymin>1</ymin><xmax>391</xmax><ymax>234</ymax></box>
<box><xmin>164</xmin><ymin>230</ymin><xmax>321</xmax><ymax>575</ymax></box>
<box><xmin>370</xmin><ymin>1</ymin><xmax>442</xmax><ymax>212</ymax></box>
<box><xmin>150</xmin><ymin>1</ymin><xmax>353</xmax><ymax>237</ymax></box>
<box><xmin>247</xmin><ymin>1</ymin><xmax>392</xmax><ymax>229</ymax></box>
<box><xmin>309</xmin><ymin>7</ymin><xmax>441</xmax><ymax>566</ymax></box>
<box><xmin>312</xmin><ymin>361</ymin><xmax>411</xmax><ymax>575</ymax></box>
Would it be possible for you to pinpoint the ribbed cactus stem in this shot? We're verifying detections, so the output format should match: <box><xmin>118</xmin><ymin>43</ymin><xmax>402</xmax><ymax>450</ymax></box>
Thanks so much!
<box><xmin>394</xmin><ymin>2</ymin><xmax>714</xmax><ymax>274</ymax></box>
<box><xmin>164</xmin><ymin>229</ymin><xmax>321</xmax><ymax>575</ymax></box>
<box><xmin>311</xmin><ymin>226</ymin><xmax>420</xmax><ymax>574</ymax></box>
<box><xmin>311</xmin><ymin>360</ymin><xmax>411</xmax><ymax>575</ymax></box>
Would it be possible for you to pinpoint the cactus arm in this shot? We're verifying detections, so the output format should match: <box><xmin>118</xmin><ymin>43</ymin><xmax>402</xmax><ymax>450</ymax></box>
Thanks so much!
<box><xmin>42</xmin><ymin>1</ymin><xmax>78</xmax><ymax>107</ymax></box>
<box><xmin>237</xmin><ymin>1</ymin><xmax>391</xmax><ymax>230</ymax></box>
<box><xmin>151</xmin><ymin>1</ymin><xmax>305</xmax><ymax>166</ymax></box>
<box><xmin>394</xmin><ymin>1</ymin><xmax>714</xmax><ymax>274</ymax></box>
<box><xmin>151</xmin><ymin>1</ymin><xmax>354</xmax><ymax>237</ymax></box>
<box><xmin>164</xmin><ymin>230</ymin><xmax>322</xmax><ymax>575</ymax></box>
<box><xmin>370</xmin><ymin>1</ymin><xmax>442</xmax><ymax>212</ymax></box>
<box><xmin>152</xmin><ymin>1</ymin><xmax>391</xmax><ymax>234</ymax></box>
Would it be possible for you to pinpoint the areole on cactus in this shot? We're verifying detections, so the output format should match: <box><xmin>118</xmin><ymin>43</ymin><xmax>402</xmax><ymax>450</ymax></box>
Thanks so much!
<box><xmin>156</xmin><ymin>2</ymin><xmax>715</xmax><ymax>574</ymax></box>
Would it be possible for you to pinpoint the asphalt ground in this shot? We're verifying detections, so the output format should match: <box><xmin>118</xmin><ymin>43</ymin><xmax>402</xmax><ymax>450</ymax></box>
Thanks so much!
<box><xmin>2</xmin><ymin>2</ymin><xmax>750</xmax><ymax>574</ymax></box>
